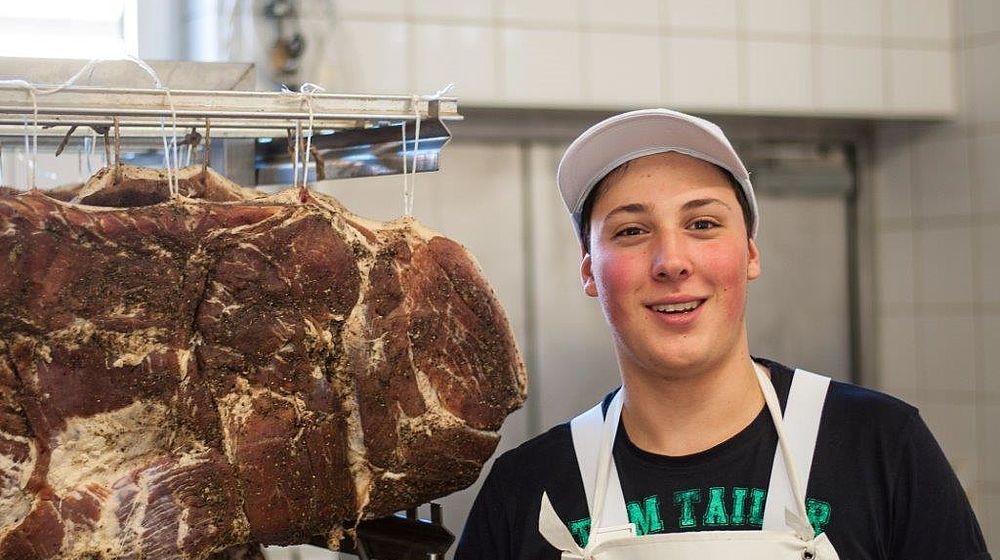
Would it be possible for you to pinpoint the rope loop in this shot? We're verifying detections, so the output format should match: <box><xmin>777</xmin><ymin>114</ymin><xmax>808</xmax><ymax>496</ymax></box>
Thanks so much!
<box><xmin>401</xmin><ymin>83</ymin><xmax>454</xmax><ymax>216</ymax></box>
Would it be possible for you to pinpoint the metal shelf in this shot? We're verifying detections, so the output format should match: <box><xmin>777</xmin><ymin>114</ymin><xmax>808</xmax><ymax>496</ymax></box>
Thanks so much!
<box><xmin>0</xmin><ymin>85</ymin><xmax>461</xmax><ymax>137</ymax></box>
<box><xmin>0</xmin><ymin>77</ymin><xmax>460</xmax><ymax>184</ymax></box>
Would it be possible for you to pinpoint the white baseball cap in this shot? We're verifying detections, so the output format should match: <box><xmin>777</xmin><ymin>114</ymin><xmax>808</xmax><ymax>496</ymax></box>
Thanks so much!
<box><xmin>556</xmin><ymin>108</ymin><xmax>758</xmax><ymax>239</ymax></box>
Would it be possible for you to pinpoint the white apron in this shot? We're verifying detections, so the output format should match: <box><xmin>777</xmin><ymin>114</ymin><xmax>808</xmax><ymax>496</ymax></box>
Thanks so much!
<box><xmin>538</xmin><ymin>364</ymin><xmax>842</xmax><ymax>559</ymax></box>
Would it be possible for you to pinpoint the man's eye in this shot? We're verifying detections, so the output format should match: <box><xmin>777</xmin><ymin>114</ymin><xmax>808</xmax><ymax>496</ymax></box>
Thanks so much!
<box><xmin>690</xmin><ymin>219</ymin><xmax>718</xmax><ymax>230</ymax></box>
<box><xmin>615</xmin><ymin>226</ymin><xmax>644</xmax><ymax>237</ymax></box>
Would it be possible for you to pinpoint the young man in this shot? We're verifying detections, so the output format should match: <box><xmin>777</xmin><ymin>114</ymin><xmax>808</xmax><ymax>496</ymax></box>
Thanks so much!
<box><xmin>455</xmin><ymin>109</ymin><xmax>991</xmax><ymax>559</ymax></box>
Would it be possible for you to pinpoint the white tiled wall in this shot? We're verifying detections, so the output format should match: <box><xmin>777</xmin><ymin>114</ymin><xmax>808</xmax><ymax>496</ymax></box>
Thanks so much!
<box><xmin>585</xmin><ymin>32</ymin><xmax>662</xmax><ymax>105</ymax></box>
<box><xmin>745</xmin><ymin>40</ymin><xmax>813</xmax><ymax>110</ymax></box>
<box><xmin>888</xmin><ymin>48</ymin><xmax>956</xmax><ymax>115</ymax></box>
<box><xmin>413</xmin><ymin>23</ymin><xmax>497</xmax><ymax>100</ymax></box>
<box><xmin>888</xmin><ymin>0</ymin><xmax>952</xmax><ymax>40</ymax></box>
<box><xmin>818</xmin><ymin>44</ymin><xmax>884</xmax><ymax>112</ymax></box>
<box><xmin>818</xmin><ymin>0</ymin><xmax>883</xmax><ymax>38</ymax></box>
<box><xmin>664</xmin><ymin>36</ymin><xmax>740</xmax><ymax>109</ymax></box>
<box><xmin>501</xmin><ymin>28</ymin><xmax>585</xmax><ymax>104</ymax></box>
<box><xmin>664</xmin><ymin>0</ymin><xmax>740</xmax><ymax>32</ymax></box>
<box><xmin>872</xmin><ymin>0</ymin><xmax>1000</xmax><ymax>549</ymax></box>
<box><xmin>262</xmin><ymin>0</ymin><xmax>959</xmax><ymax>117</ymax></box>
<box><xmin>744</xmin><ymin>0</ymin><xmax>811</xmax><ymax>36</ymax></box>
<box><xmin>583</xmin><ymin>0</ymin><xmax>660</xmax><ymax>30</ymax></box>
<box><xmin>917</xmin><ymin>225</ymin><xmax>975</xmax><ymax>305</ymax></box>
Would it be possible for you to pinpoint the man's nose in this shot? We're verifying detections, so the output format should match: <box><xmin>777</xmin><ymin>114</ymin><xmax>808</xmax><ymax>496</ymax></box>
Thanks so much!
<box><xmin>650</xmin><ymin>232</ymin><xmax>692</xmax><ymax>281</ymax></box>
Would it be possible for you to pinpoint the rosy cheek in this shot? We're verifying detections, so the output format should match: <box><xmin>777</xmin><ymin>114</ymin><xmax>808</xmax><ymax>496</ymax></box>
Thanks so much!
<box><xmin>594</xmin><ymin>251</ymin><xmax>643</xmax><ymax>319</ymax></box>
<box><xmin>700</xmin><ymin>243</ymin><xmax>749</xmax><ymax>320</ymax></box>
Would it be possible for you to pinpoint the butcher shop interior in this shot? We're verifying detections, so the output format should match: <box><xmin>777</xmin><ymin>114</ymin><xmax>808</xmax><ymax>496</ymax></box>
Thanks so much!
<box><xmin>0</xmin><ymin>1</ymin><xmax>997</xmax><ymax>558</ymax></box>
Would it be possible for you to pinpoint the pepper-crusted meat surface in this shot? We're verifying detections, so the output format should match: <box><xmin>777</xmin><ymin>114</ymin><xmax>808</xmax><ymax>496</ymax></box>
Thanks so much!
<box><xmin>0</xmin><ymin>166</ymin><xmax>527</xmax><ymax>559</ymax></box>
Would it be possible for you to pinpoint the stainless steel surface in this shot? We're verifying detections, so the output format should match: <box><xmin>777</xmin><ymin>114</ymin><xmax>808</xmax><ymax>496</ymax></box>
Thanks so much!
<box><xmin>0</xmin><ymin>59</ymin><xmax>461</xmax><ymax>184</ymax></box>
<box><xmin>218</xmin><ymin>138</ymin><xmax>257</xmax><ymax>189</ymax></box>
<box><xmin>255</xmin><ymin>119</ymin><xmax>452</xmax><ymax>184</ymax></box>
<box><xmin>0</xmin><ymin>85</ymin><xmax>461</xmax><ymax>134</ymax></box>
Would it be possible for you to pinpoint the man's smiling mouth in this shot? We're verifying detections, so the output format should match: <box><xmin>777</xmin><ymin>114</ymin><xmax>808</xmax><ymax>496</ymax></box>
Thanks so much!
<box><xmin>647</xmin><ymin>299</ymin><xmax>705</xmax><ymax>314</ymax></box>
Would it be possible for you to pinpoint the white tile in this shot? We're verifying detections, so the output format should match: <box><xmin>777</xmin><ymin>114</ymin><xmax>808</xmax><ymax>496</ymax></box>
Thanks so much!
<box><xmin>422</xmin><ymin>143</ymin><xmax>526</xmax><ymax>321</ymax></box>
<box><xmin>664</xmin><ymin>37</ymin><xmax>740</xmax><ymax>109</ymax></box>
<box><xmin>334</xmin><ymin>20</ymin><xmax>410</xmax><ymax>94</ymax></box>
<box><xmin>966</xmin><ymin>43</ymin><xmax>1000</xmax><ymax>125</ymax></box>
<box><xmin>585</xmin><ymin>32</ymin><xmax>661</xmax><ymax>105</ymax></box>
<box><xmin>818</xmin><ymin>0</ymin><xmax>883</xmax><ymax>37</ymax></box>
<box><xmin>984</xmin><ymin>492</ymin><xmax>1000</xmax><ymax>553</ymax></box>
<box><xmin>918</xmin><ymin>314</ymin><xmax>977</xmax><ymax>394</ymax></box>
<box><xmin>888</xmin><ymin>47</ymin><xmax>956</xmax><ymax>115</ymax></box>
<box><xmin>912</xmin><ymin>126</ymin><xmax>972</xmax><ymax>218</ymax></box>
<box><xmin>959</xmin><ymin>0</ymin><xmax>1000</xmax><ymax>37</ymax></box>
<box><xmin>917</xmin><ymin>225</ymin><xmax>975</xmax><ymax>305</ymax></box>
<box><xmin>664</xmin><ymin>0</ymin><xmax>739</xmax><ymax>31</ymax></box>
<box><xmin>972</xmin><ymin>133</ymin><xmax>1000</xmax><ymax>214</ymax></box>
<box><xmin>888</xmin><ymin>0</ymin><xmax>952</xmax><ymax>40</ymax></box>
<box><xmin>413</xmin><ymin>23</ymin><xmax>496</xmax><ymax>101</ymax></box>
<box><xmin>745</xmin><ymin>40</ymin><xmax>813</xmax><ymax>110</ymax></box>
<box><xmin>412</xmin><ymin>0</ymin><xmax>493</xmax><ymax>21</ymax></box>
<box><xmin>981</xmin><ymin>315</ymin><xmax>1000</xmax><ymax>394</ymax></box>
<box><xmin>665</xmin><ymin>0</ymin><xmax>739</xmax><ymax>31</ymax></box>
<box><xmin>818</xmin><ymin>44</ymin><xmax>884</xmax><ymax>112</ymax></box>
<box><xmin>502</xmin><ymin>28</ymin><xmax>585</xmax><ymax>103</ymax></box>
<box><xmin>334</xmin><ymin>0</ymin><xmax>406</xmax><ymax>18</ymax></box>
<box><xmin>982</xmin><ymin>406</ymin><xmax>1000</xmax><ymax>485</ymax></box>
<box><xmin>977</xmin><ymin>224</ymin><xmax>1000</xmax><ymax>304</ymax></box>
<box><xmin>501</xmin><ymin>0</ymin><xmax>582</xmax><ymax>25</ymax></box>
<box><xmin>877</xmin><ymin>313</ymin><xmax>918</xmax><ymax>392</ymax></box>
<box><xmin>744</xmin><ymin>0</ymin><xmax>812</xmax><ymax>35</ymax></box>
<box><xmin>874</xmin><ymin>124</ymin><xmax>915</xmax><ymax>221</ymax></box>
<box><xmin>583</xmin><ymin>0</ymin><xmax>661</xmax><ymax>29</ymax></box>
<box><xmin>877</xmin><ymin>230</ymin><xmax>916</xmax><ymax>305</ymax></box>
<box><xmin>920</xmin><ymin>401</ymin><xmax>978</xmax><ymax>485</ymax></box>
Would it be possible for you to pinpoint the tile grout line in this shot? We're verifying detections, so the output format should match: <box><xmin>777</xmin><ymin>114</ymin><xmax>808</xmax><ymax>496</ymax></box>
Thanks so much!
<box><xmin>958</xmin><ymin>0</ymin><xmax>989</xmax><ymax>493</ymax></box>
<box><xmin>810</xmin><ymin>0</ymin><xmax>821</xmax><ymax>111</ymax></box>
<box><xmin>660</xmin><ymin>0</ymin><xmax>671</xmax><ymax>106</ymax></box>
<box><xmin>737</xmin><ymin>0</ymin><xmax>748</xmax><ymax>109</ymax></box>
<box><xmin>907</xmin><ymin>120</ymin><xmax>927</xmax><ymax>403</ymax></box>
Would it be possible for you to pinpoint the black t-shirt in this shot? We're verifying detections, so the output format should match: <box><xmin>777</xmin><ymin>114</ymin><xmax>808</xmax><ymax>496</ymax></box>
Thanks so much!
<box><xmin>455</xmin><ymin>358</ymin><xmax>991</xmax><ymax>559</ymax></box>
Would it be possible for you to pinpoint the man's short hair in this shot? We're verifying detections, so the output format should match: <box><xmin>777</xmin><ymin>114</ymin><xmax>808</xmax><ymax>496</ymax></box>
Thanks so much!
<box><xmin>578</xmin><ymin>162</ymin><xmax>754</xmax><ymax>253</ymax></box>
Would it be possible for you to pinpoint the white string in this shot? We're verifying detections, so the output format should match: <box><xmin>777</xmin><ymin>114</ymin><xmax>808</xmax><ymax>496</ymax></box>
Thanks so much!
<box><xmin>29</xmin><ymin>93</ymin><xmax>37</xmax><ymax>189</ymax></box>
<box><xmin>401</xmin><ymin>83</ymin><xmax>454</xmax><ymax>216</ymax></box>
<box><xmin>21</xmin><ymin>116</ymin><xmax>29</xmax><ymax>188</ymax></box>
<box><xmin>281</xmin><ymin>82</ymin><xmax>326</xmax><ymax>192</ymax></box>
<box><xmin>298</xmin><ymin>83</ymin><xmax>324</xmax><ymax>189</ymax></box>
<box><xmin>0</xmin><ymin>56</ymin><xmax>179</xmax><ymax>195</ymax></box>
<box><xmin>162</xmin><ymin>88</ymin><xmax>180</xmax><ymax>197</ymax></box>
<box><xmin>401</xmin><ymin>119</ymin><xmax>409</xmax><ymax>215</ymax></box>
<box><xmin>292</xmin><ymin>120</ymin><xmax>302</xmax><ymax>189</ymax></box>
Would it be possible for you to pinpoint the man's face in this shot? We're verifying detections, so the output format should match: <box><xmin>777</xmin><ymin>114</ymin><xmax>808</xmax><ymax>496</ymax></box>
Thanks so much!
<box><xmin>580</xmin><ymin>152</ymin><xmax>761</xmax><ymax>378</ymax></box>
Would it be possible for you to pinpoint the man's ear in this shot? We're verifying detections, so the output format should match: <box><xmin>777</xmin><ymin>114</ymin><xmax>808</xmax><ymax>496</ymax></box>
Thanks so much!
<box><xmin>581</xmin><ymin>250</ymin><xmax>598</xmax><ymax>297</ymax></box>
<box><xmin>747</xmin><ymin>238</ymin><xmax>761</xmax><ymax>281</ymax></box>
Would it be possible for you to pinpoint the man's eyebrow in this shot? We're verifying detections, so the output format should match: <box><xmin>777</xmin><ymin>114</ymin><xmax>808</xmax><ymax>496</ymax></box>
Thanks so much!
<box><xmin>604</xmin><ymin>203</ymin><xmax>649</xmax><ymax>220</ymax></box>
<box><xmin>681</xmin><ymin>198</ymin><xmax>732</xmax><ymax>212</ymax></box>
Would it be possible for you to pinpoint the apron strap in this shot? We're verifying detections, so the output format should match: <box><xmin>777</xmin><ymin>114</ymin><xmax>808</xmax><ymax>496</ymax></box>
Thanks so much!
<box><xmin>760</xmin><ymin>367</ymin><xmax>831</xmax><ymax>534</ymax></box>
<box><xmin>570</xmin><ymin>389</ymin><xmax>629</xmax><ymax>529</ymax></box>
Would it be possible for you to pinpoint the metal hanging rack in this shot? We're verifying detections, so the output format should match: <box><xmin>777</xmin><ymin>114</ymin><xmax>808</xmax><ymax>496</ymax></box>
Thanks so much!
<box><xmin>0</xmin><ymin>85</ymin><xmax>460</xmax><ymax>137</ymax></box>
<box><xmin>0</xmin><ymin>67</ymin><xmax>461</xmax><ymax>185</ymax></box>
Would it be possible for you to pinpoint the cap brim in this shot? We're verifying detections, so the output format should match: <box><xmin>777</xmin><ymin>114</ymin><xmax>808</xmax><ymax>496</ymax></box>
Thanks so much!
<box><xmin>557</xmin><ymin>109</ymin><xmax>757</xmax><ymax>238</ymax></box>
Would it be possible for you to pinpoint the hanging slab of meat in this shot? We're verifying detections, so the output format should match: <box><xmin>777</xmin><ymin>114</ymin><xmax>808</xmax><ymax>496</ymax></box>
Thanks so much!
<box><xmin>0</xmin><ymin>165</ymin><xmax>527</xmax><ymax>559</ymax></box>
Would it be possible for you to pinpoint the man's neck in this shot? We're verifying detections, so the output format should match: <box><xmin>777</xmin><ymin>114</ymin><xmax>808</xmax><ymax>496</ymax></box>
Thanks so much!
<box><xmin>619</xmin><ymin>350</ymin><xmax>765</xmax><ymax>457</ymax></box>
